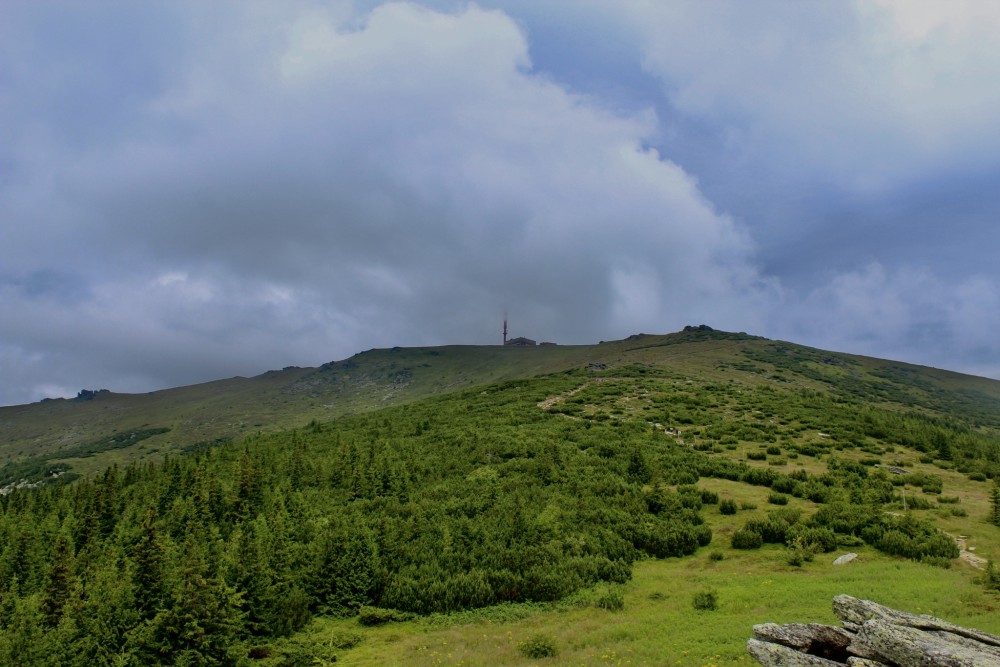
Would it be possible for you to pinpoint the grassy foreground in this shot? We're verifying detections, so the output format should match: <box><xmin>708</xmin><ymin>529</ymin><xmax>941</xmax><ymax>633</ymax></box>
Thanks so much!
<box><xmin>267</xmin><ymin>446</ymin><xmax>1000</xmax><ymax>667</ymax></box>
<box><xmin>277</xmin><ymin>547</ymin><xmax>1000</xmax><ymax>667</ymax></box>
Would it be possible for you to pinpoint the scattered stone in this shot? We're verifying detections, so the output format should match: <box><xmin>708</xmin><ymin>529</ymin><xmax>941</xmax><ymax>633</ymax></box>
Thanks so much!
<box><xmin>874</xmin><ymin>464</ymin><xmax>909</xmax><ymax>475</ymax></box>
<box><xmin>748</xmin><ymin>596</ymin><xmax>1000</xmax><ymax>666</ymax></box>
<box><xmin>832</xmin><ymin>553</ymin><xmax>858</xmax><ymax>566</ymax></box>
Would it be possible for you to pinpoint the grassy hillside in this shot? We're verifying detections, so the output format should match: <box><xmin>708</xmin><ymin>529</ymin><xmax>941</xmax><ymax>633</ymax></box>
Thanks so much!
<box><xmin>4</xmin><ymin>327</ymin><xmax>1000</xmax><ymax>486</ymax></box>
<box><xmin>4</xmin><ymin>329</ymin><xmax>1000</xmax><ymax>665</ymax></box>
<box><xmin>0</xmin><ymin>342</ymin><xmax>589</xmax><ymax>481</ymax></box>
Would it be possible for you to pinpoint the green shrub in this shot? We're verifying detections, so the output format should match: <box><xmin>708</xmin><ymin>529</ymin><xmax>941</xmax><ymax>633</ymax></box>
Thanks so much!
<box><xmin>357</xmin><ymin>606</ymin><xmax>415</xmax><ymax>626</ymax></box>
<box><xmin>837</xmin><ymin>534</ymin><xmax>865</xmax><ymax>547</ymax></box>
<box><xmin>747</xmin><ymin>451</ymin><xmax>767</xmax><ymax>461</ymax></box>
<box><xmin>899</xmin><ymin>494</ymin><xmax>933</xmax><ymax>510</ymax></box>
<box><xmin>744</xmin><ymin>515</ymin><xmax>793</xmax><ymax>544</ymax></box>
<box><xmin>731</xmin><ymin>528</ymin><xmax>763</xmax><ymax>549</ymax></box>
<box><xmin>969</xmin><ymin>472</ymin><xmax>988</xmax><ymax>482</ymax></box>
<box><xmin>936</xmin><ymin>495</ymin><xmax>961</xmax><ymax>504</ymax></box>
<box><xmin>986</xmin><ymin>562</ymin><xmax>1000</xmax><ymax>591</ymax></box>
<box><xmin>708</xmin><ymin>550</ymin><xmax>725</xmax><ymax>562</ymax></box>
<box><xmin>788</xmin><ymin>526</ymin><xmax>837</xmax><ymax>553</ymax></box>
<box><xmin>328</xmin><ymin>631</ymin><xmax>364</xmax><ymax>649</ymax></box>
<box><xmin>766</xmin><ymin>446</ymin><xmax>782</xmax><ymax>456</ymax></box>
<box><xmin>677</xmin><ymin>488</ymin><xmax>703</xmax><ymax>510</ymax></box>
<box><xmin>692</xmin><ymin>589</ymin><xmax>718</xmax><ymax>611</ymax></box>
<box><xmin>740</xmin><ymin>501</ymin><xmax>758</xmax><ymax>511</ymax></box>
<box><xmin>786</xmin><ymin>538</ymin><xmax>816</xmax><ymax>567</ymax></box>
<box><xmin>772</xmin><ymin>476</ymin><xmax>797</xmax><ymax>494</ymax></box>
<box><xmin>768</xmin><ymin>492</ymin><xmax>789</xmax><ymax>505</ymax></box>
<box><xmin>519</xmin><ymin>633</ymin><xmax>558</xmax><ymax>659</ymax></box>
<box><xmin>719</xmin><ymin>498</ymin><xmax>738</xmax><ymax>515</ymax></box>
<box><xmin>596</xmin><ymin>589</ymin><xmax>625</xmax><ymax>611</ymax></box>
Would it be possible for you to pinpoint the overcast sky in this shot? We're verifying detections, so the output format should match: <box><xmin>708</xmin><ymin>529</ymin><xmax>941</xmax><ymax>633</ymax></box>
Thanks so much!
<box><xmin>3</xmin><ymin>0</ymin><xmax>1000</xmax><ymax>406</ymax></box>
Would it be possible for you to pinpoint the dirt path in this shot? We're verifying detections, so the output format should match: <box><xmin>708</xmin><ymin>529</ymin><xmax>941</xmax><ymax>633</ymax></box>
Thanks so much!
<box><xmin>537</xmin><ymin>380</ymin><xmax>599</xmax><ymax>410</ymax></box>
<box><xmin>949</xmin><ymin>533</ymin><xmax>988</xmax><ymax>570</ymax></box>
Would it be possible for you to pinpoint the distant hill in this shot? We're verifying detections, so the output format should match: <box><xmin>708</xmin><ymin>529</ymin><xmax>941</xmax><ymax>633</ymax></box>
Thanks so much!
<box><xmin>2</xmin><ymin>327</ymin><xmax>1000</xmax><ymax>484</ymax></box>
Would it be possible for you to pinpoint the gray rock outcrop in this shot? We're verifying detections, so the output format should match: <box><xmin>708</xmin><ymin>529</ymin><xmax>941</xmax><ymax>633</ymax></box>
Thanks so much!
<box><xmin>748</xmin><ymin>595</ymin><xmax>1000</xmax><ymax>666</ymax></box>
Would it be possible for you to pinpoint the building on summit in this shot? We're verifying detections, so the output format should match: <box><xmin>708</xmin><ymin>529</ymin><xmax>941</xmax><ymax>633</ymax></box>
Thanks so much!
<box><xmin>502</xmin><ymin>317</ymin><xmax>555</xmax><ymax>346</ymax></box>
<box><xmin>505</xmin><ymin>337</ymin><xmax>536</xmax><ymax>347</ymax></box>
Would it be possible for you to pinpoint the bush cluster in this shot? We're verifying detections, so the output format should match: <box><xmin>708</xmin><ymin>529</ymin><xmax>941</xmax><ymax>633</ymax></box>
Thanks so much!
<box><xmin>519</xmin><ymin>634</ymin><xmax>559</xmax><ymax>658</ymax></box>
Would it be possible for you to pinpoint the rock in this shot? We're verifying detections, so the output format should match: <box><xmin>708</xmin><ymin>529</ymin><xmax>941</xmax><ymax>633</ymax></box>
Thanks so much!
<box><xmin>832</xmin><ymin>595</ymin><xmax>1000</xmax><ymax>647</ymax></box>
<box><xmin>852</xmin><ymin>619</ymin><xmax>1000</xmax><ymax>666</ymax></box>
<box><xmin>747</xmin><ymin>596</ymin><xmax>1000</xmax><ymax>667</ymax></box>
<box><xmin>747</xmin><ymin>639</ymin><xmax>846</xmax><ymax>666</ymax></box>
<box><xmin>753</xmin><ymin>623</ymin><xmax>852</xmax><ymax>660</ymax></box>
<box><xmin>832</xmin><ymin>553</ymin><xmax>858</xmax><ymax>566</ymax></box>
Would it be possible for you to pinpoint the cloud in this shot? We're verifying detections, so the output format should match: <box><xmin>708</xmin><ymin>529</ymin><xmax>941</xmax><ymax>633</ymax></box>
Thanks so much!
<box><xmin>0</xmin><ymin>1</ymin><xmax>773</xmax><ymax>404</ymax></box>
<box><xmin>775</xmin><ymin>263</ymin><xmax>1000</xmax><ymax>379</ymax></box>
<box><xmin>626</xmin><ymin>0</ymin><xmax>1000</xmax><ymax>192</ymax></box>
<box><xmin>2</xmin><ymin>1</ymin><xmax>998</xmax><ymax>406</ymax></box>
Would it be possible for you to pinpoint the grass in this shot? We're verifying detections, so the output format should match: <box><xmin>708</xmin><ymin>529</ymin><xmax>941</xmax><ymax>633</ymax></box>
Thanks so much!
<box><xmin>272</xmin><ymin>546</ymin><xmax>1000</xmax><ymax>667</ymax></box>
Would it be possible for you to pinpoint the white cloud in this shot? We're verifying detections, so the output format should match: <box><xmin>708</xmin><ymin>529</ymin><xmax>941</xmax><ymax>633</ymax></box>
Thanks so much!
<box><xmin>626</xmin><ymin>0</ymin><xmax>1000</xmax><ymax>191</ymax></box>
<box><xmin>1</xmin><ymin>1</ymin><xmax>998</xmax><ymax>406</ymax></box>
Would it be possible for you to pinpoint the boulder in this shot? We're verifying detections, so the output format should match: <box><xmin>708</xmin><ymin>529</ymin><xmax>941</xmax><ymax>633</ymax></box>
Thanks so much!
<box><xmin>747</xmin><ymin>596</ymin><xmax>1000</xmax><ymax>667</ymax></box>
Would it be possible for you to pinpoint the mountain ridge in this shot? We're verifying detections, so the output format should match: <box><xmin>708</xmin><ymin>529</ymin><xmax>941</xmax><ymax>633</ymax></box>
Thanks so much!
<box><xmin>3</xmin><ymin>327</ymin><xmax>1000</xmax><ymax>483</ymax></box>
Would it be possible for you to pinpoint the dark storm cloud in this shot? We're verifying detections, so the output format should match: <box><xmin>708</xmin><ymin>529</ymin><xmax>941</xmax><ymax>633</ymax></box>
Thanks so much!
<box><xmin>2</xmin><ymin>1</ymin><xmax>999</xmax><ymax>405</ymax></box>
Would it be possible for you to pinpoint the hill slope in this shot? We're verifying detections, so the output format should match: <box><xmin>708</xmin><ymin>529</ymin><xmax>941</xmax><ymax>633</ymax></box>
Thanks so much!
<box><xmin>4</xmin><ymin>327</ymin><xmax>1000</xmax><ymax>664</ymax></box>
<box><xmin>3</xmin><ymin>327</ymin><xmax>1000</xmax><ymax>485</ymax></box>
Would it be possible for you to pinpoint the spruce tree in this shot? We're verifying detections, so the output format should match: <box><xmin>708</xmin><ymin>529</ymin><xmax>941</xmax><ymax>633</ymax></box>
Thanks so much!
<box><xmin>132</xmin><ymin>507</ymin><xmax>167</xmax><ymax>620</ymax></box>
<box><xmin>143</xmin><ymin>533</ymin><xmax>244</xmax><ymax>665</ymax></box>
<box><xmin>40</xmin><ymin>533</ymin><xmax>74</xmax><ymax>627</ymax></box>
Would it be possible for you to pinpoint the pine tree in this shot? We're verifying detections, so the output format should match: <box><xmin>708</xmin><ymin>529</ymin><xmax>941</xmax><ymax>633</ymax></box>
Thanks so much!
<box><xmin>97</xmin><ymin>464</ymin><xmax>121</xmax><ymax>538</ymax></box>
<box><xmin>40</xmin><ymin>533</ymin><xmax>74</xmax><ymax>627</ymax></box>
<box><xmin>132</xmin><ymin>507</ymin><xmax>167</xmax><ymax>620</ymax></box>
<box><xmin>262</xmin><ymin>499</ymin><xmax>311</xmax><ymax>636</ymax></box>
<box><xmin>226</xmin><ymin>519</ymin><xmax>271</xmax><ymax>636</ymax></box>
<box><xmin>142</xmin><ymin>534</ymin><xmax>244</xmax><ymax>665</ymax></box>
<box><xmin>0</xmin><ymin>519</ymin><xmax>39</xmax><ymax>593</ymax></box>
<box><xmin>232</xmin><ymin>450</ymin><xmax>264</xmax><ymax>523</ymax></box>
<box><xmin>307</xmin><ymin>519</ymin><xmax>379</xmax><ymax>615</ymax></box>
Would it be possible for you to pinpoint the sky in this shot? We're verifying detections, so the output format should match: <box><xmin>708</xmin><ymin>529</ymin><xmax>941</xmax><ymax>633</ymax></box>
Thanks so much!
<box><xmin>2</xmin><ymin>0</ymin><xmax>1000</xmax><ymax>406</ymax></box>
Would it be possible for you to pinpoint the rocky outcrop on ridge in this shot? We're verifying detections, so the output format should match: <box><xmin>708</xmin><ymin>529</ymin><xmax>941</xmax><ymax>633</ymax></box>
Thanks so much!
<box><xmin>747</xmin><ymin>595</ymin><xmax>1000</xmax><ymax>666</ymax></box>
